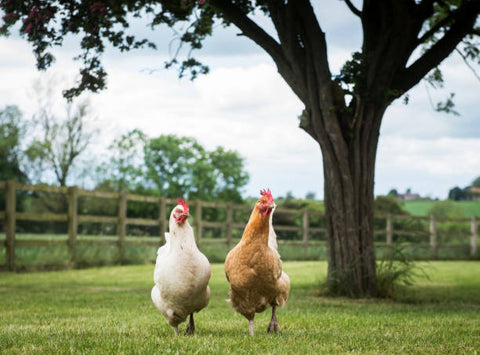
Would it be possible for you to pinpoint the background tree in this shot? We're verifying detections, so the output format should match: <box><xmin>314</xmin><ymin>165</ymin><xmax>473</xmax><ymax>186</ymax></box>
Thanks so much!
<box><xmin>0</xmin><ymin>105</ymin><xmax>28</xmax><ymax>183</ymax></box>
<box><xmin>26</xmin><ymin>97</ymin><xmax>96</xmax><ymax>187</ymax></box>
<box><xmin>472</xmin><ymin>176</ymin><xmax>480</xmax><ymax>188</ymax></box>
<box><xmin>388</xmin><ymin>189</ymin><xmax>399</xmax><ymax>198</ymax></box>
<box><xmin>145</xmin><ymin>135</ymin><xmax>210</xmax><ymax>198</ymax></box>
<box><xmin>144</xmin><ymin>134</ymin><xmax>249</xmax><ymax>201</ymax></box>
<box><xmin>1</xmin><ymin>0</ymin><xmax>479</xmax><ymax>296</ymax></box>
<box><xmin>96</xmin><ymin>129</ymin><xmax>147</xmax><ymax>192</ymax></box>
<box><xmin>374</xmin><ymin>195</ymin><xmax>408</xmax><ymax>216</ymax></box>
<box><xmin>208</xmin><ymin>147</ymin><xmax>249</xmax><ymax>203</ymax></box>
<box><xmin>428</xmin><ymin>199</ymin><xmax>465</xmax><ymax>219</ymax></box>
<box><xmin>448</xmin><ymin>186</ymin><xmax>467</xmax><ymax>201</ymax></box>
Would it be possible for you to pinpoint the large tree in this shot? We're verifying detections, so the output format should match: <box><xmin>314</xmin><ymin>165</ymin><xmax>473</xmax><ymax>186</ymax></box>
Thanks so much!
<box><xmin>1</xmin><ymin>0</ymin><xmax>479</xmax><ymax>296</ymax></box>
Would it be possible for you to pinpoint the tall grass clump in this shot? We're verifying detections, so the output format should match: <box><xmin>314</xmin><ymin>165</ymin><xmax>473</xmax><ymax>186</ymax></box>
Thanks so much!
<box><xmin>376</xmin><ymin>246</ymin><xmax>427</xmax><ymax>298</ymax></box>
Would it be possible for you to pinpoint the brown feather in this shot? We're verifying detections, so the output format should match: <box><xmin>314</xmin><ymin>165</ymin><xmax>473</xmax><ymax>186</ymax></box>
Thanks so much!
<box><xmin>224</xmin><ymin>198</ymin><xmax>290</xmax><ymax>320</ymax></box>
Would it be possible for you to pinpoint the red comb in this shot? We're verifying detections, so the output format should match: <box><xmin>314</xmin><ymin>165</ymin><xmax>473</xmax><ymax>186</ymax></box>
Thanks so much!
<box><xmin>177</xmin><ymin>198</ymin><xmax>189</xmax><ymax>214</ymax></box>
<box><xmin>260</xmin><ymin>189</ymin><xmax>274</xmax><ymax>204</ymax></box>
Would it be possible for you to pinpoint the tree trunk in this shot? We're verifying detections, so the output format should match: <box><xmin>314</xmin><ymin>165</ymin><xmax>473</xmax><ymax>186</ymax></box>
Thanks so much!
<box><xmin>313</xmin><ymin>103</ymin><xmax>384</xmax><ymax>297</ymax></box>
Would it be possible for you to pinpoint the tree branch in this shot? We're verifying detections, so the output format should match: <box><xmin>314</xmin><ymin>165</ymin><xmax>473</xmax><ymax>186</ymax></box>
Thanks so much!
<box><xmin>416</xmin><ymin>10</ymin><xmax>454</xmax><ymax>45</ymax></box>
<box><xmin>455</xmin><ymin>48</ymin><xmax>480</xmax><ymax>82</ymax></box>
<box><xmin>344</xmin><ymin>0</ymin><xmax>362</xmax><ymax>18</ymax></box>
<box><xmin>209</xmin><ymin>1</ymin><xmax>284</xmax><ymax>66</ymax></box>
<box><xmin>210</xmin><ymin>0</ymin><xmax>307</xmax><ymax>102</ymax></box>
<box><xmin>395</xmin><ymin>1</ymin><xmax>480</xmax><ymax>94</ymax></box>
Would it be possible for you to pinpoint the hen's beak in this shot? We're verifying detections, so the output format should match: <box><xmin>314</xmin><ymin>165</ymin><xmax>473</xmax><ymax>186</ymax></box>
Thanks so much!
<box><xmin>183</xmin><ymin>212</ymin><xmax>190</xmax><ymax>217</ymax></box>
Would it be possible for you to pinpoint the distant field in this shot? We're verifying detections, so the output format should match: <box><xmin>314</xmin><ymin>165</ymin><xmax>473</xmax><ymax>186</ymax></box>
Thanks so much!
<box><xmin>403</xmin><ymin>200</ymin><xmax>480</xmax><ymax>217</ymax></box>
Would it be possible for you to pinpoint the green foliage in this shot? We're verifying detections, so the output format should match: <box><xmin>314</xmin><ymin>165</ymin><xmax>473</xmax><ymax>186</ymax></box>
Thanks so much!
<box><xmin>0</xmin><ymin>105</ymin><xmax>28</xmax><ymax>182</ymax></box>
<box><xmin>448</xmin><ymin>186</ymin><xmax>469</xmax><ymax>201</ymax></box>
<box><xmin>376</xmin><ymin>247</ymin><xmax>427</xmax><ymax>299</ymax></box>
<box><xmin>96</xmin><ymin>129</ymin><xmax>147</xmax><ymax>192</ymax></box>
<box><xmin>447</xmin><ymin>175</ymin><xmax>480</xmax><ymax>201</ymax></box>
<box><xmin>2</xmin><ymin>0</ymin><xmax>477</xmax><ymax>103</ymax></box>
<box><xmin>387</xmin><ymin>189</ymin><xmax>398</xmax><ymax>197</ymax></box>
<box><xmin>428</xmin><ymin>200</ymin><xmax>465</xmax><ymax>218</ymax></box>
<box><xmin>472</xmin><ymin>176</ymin><xmax>480</xmax><ymax>188</ymax></box>
<box><xmin>144</xmin><ymin>134</ymin><xmax>248</xmax><ymax>202</ymax></box>
<box><xmin>336</xmin><ymin>51</ymin><xmax>366</xmax><ymax>94</ymax></box>
<box><xmin>435</xmin><ymin>92</ymin><xmax>459</xmax><ymax>116</ymax></box>
<box><xmin>374</xmin><ymin>195</ymin><xmax>408</xmax><ymax>216</ymax></box>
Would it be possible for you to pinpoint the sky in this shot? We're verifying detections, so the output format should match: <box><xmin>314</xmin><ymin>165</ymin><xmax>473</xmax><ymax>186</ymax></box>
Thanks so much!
<box><xmin>0</xmin><ymin>2</ymin><xmax>479</xmax><ymax>200</ymax></box>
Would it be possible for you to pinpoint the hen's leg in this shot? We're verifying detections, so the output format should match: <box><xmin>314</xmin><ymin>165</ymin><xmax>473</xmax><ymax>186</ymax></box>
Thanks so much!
<box><xmin>249</xmin><ymin>319</ymin><xmax>254</xmax><ymax>336</ymax></box>
<box><xmin>185</xmin><ymin>313</ymin><xmax>195</xmax><ymax>335</ymax></box>
<box><xmin>267</xmin><ymin>305</ymin><xmax>280</xmax><ymax>333</ymax></box>
<box><xmin>173</xmin><ymin>326</ymin><xmax>179</xmax><ymax>336</ymax></box>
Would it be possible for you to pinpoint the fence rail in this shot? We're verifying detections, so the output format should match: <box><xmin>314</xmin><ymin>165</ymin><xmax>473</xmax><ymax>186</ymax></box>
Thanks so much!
<box><xmin>1</xmin><ymin>180</ymin><xmax>478</xmax><ymax>271</ymax></box>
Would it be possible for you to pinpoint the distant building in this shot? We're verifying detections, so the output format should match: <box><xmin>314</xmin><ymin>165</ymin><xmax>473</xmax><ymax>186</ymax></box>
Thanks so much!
<box><xmin>470</xmin><ymin>187</ymin><xmax>480</xmax><ymax>201</ymax></box>
<box><xmin>397</xmin><ymin>191</ymin><xmax>421</xmax><ymax>200</ymax></box>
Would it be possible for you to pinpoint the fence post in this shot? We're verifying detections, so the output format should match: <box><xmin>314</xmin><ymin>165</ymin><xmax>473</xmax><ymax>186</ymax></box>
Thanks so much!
<box><xmin>68</xmin><ymin>186</ymin><xmax>78</xmax><ymax>268</ymax></box>
<box><xmin>5</xmin><ymin>180</ymin><xmax>16</xmax><ymax>271</ymax></box>
<box><xmin>159</xmin><ymin>196</ymin><xmax>167</xmax><ymax>244</ymax></box>
<box><xmin>118</xmin><ymin>191</ymin><xmax>127</xmax><ymax>264</ymax></box>
<box><xmin>195</xmin><ymin>200</ymin><xmax>202</xmax><ymax>244</ymax></box>
<box><xmin>471</xmin><ymin>216</ymin><xmax>478</xmax><ymax>257</ymax></box>
<box><xmin>429</xmin><ymin>215</ymin><xmax>437</xmax><ymax>259</ymax></box>
<box><xmin>226</xmin><ymin>203</ymin><xmax>233</xmax><ymax>249</ymax></box>
<box><xmin>386</xmin><ymin>213</ymin><xmax>393</xmax><ymax>255</ymax></box>
<box><xmin>302</xmin><ymin>209</ymin><xmax>309</xmax><ymax>253</ymax></box>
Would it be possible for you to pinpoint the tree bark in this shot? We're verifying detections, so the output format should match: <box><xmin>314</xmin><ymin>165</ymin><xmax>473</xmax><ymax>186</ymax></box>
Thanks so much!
<box><xmin>318</xmin><ymin>103</ymin><xmax>384</xmax><ymax>297</ymax></box>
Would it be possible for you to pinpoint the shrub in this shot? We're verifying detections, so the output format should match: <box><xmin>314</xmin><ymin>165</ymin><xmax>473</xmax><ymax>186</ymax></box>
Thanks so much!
<box><xmin>376</xmin><ymin>246</ymin><xmax>427</xmax><ymax>298</ymax></box>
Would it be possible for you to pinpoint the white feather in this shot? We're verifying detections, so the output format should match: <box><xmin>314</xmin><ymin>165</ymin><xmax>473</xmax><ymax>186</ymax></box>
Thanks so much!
<box><xmin>151</xmin><ymin>205</ymin><xmax>211</xmax><ymax>329</ymax></box>
<box><xmin>268</xmin><ymin>204</ymin><xmax>278</xmax><ymax>250</ymax></box>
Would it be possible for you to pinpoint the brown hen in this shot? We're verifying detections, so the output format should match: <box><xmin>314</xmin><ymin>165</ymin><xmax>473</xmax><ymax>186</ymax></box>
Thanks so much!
<box><xmin>224</xmin><ymin>189</ymin><xmax>290</xmax><ymax>335</ymax></box>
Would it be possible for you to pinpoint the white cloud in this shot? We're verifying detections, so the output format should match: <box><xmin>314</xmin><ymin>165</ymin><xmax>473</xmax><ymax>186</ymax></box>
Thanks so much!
<box><xmin>376</xmin><ymin>137</ymin><xmax>480</xmax><ymax>197</ymax></box>
<box><xmin>0</xmin><ymin>6</ymin><xmax>479</xmax><ymax>201</ymax></box>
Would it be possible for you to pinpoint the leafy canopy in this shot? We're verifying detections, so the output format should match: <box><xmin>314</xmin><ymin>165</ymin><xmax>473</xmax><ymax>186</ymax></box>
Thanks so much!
<box><xmin>144</xmin><ymin>134</ymin><xmax>249</xmax><ymax>202</ymax></box>
<box><xmin>1</xmin><ymin>0</ymin><xmax>479</xmax><ymax>110</ymax></box>
<box><xmin>99</xmin><ymin>131</ymin><xmax>249</xmax><ymax>202</ymax></box>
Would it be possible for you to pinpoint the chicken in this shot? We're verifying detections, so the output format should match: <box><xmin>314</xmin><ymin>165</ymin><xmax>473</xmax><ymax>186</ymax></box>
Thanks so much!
<box><xmin>151</xmin><ymin>198</ymin><xmax>211</xmax><ymax>335</ymax></box>
<box><xmin>225</xmin><ymin>189</ymin><xmax>290</xmax><ymax>335</ymax></box>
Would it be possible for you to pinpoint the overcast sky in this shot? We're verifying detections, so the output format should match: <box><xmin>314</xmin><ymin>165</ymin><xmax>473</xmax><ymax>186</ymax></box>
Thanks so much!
<box><xmin>0</xmin><ymin>2</ymin><xmax>479</xmax><ymax>199</ymax></box>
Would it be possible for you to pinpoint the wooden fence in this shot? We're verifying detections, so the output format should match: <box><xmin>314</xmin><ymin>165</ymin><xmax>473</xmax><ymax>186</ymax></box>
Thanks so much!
<box><xmin>0</xmin><ymin>180</ymin><xmax>478</xmax><ymax>271</ymax></box>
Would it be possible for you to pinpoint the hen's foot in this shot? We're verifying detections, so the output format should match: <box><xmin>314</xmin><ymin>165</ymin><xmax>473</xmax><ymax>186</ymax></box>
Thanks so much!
<box><xmin>267</xmin><ymin>320</ymin><xmax>280</xmax><ymax>333</ymax></box>
<box><xmin>185</xmin><ymin>313</ymin><xmax>195</xmax><ymax>335</ymax></box>
<box><xmin>267</xmin><ymin>306</ymin><xmax>280</xmax><ymax>333</ymax></box>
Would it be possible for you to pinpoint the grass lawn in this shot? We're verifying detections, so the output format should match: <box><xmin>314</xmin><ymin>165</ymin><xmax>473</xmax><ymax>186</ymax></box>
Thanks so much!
<box><xmin>1</xmin><ymin>261</ymin><xmax>479</xmax><ymax>354</ymax></box>
<box><xmin>403</xmin><ymin>200</ymin><xmax>480</xmax><ymax>217</ymax></box>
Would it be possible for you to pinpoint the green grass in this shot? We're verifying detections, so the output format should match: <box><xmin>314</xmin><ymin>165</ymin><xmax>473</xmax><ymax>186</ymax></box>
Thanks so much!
<box><xmin>403</xmin><ymin>200</ymin><xmax>480</xmax><ymax>217</ymax></box>
<box><xmin>1</xmin><ymin>261</ymin><xmax>479</xmax><ymax>354</ymax></box>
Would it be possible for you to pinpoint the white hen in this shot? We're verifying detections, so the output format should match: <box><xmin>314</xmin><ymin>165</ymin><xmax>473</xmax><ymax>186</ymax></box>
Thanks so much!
<box><xmin>151</xmin><ymin>198</ymin><xmax>211</xmax><ymax>335</ymax></box>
